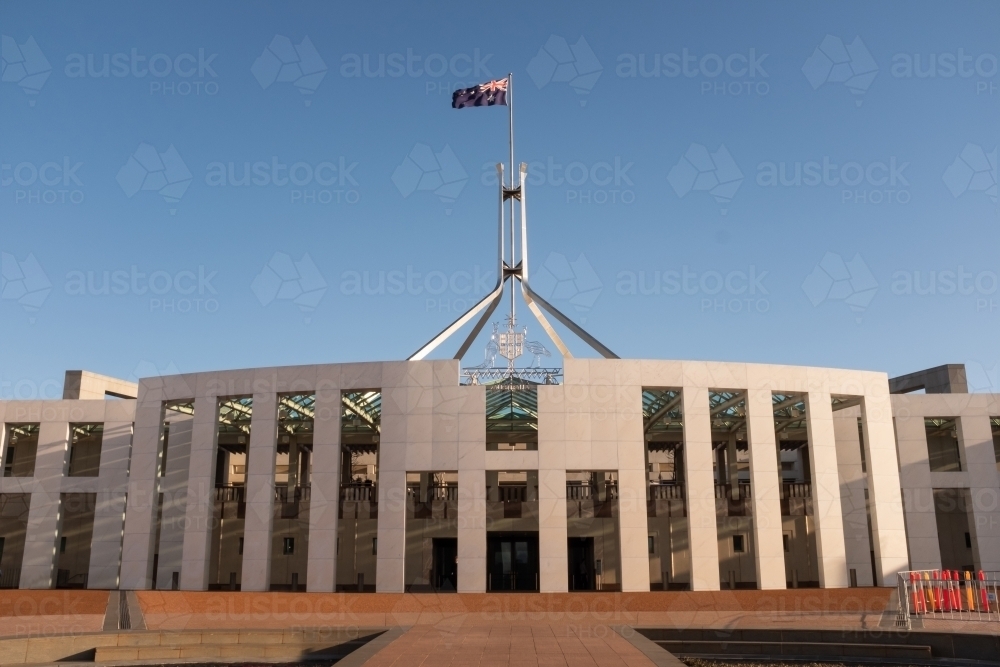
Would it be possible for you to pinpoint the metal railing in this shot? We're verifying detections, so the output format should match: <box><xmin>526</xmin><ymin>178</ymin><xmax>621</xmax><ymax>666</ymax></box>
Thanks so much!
<box><xmin>406</xmin><ymin>485</ymin><xmax>458</xmax><ymax>502</ymax></box>
<box><xmin>0</xmin><ymin>568</ymin><xmax>21</xmax><ymax>589</ymax></box>
<box><xmin>715</xmin><ymin>483</ymin><xmax>751</xmax><ymax>499</ymax></box>
<box><xmin>782</xmin><ymin>482</ymin><xmax>811</xmax><ymax>498</ymax></box>
<box><xmin>566</xmin><ymin>482</ymin><xmax>619</xmax><ymax>501</ymax></box>
<box><xmin>495</xmin><ymin>485</ymin><xmax>528</xmax><ymax>502</ymax></box>
<box><xmin>215</xmin><ymin>485</ymin><xmax>245</xmax><ymax>502</ymax></box>
<box><xmin>711</xmin><ymin>483</ymin><xmax>812</xmax><ymax>499</ymax></box>
<box><xmin>340</xmin><ymin>483</ymin><xmax>375</xmax><ymax>502</ymax></box>
<box><xmin>275</xmin><ymin>485</ymin><xmax>311</xmax><ymax>503</ymax></box>
<box><xmin>649</xmin><ymin>483</ymin><xmax>685</xmax><ymax>500</ymax></box>
<box><xmin>897</xmin><ymin>570</ymin><xmax>1000</xmax><ymax>626</ymax></box>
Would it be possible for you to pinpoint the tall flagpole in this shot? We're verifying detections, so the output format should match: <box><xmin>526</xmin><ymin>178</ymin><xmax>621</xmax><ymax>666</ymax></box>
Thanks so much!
<box><xmin>407</xmin><ymin>72</ymin><xmax>619</xmax><ymax>362</ymax></box>
<box><xmin>507</xmin><ymin>72</ymin><xmax>515</xmax><ymax>325</ymax></box>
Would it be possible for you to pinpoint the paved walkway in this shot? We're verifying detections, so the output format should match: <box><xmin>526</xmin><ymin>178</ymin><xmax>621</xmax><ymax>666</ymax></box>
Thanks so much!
<box><xmin>360</xmin><ymin>623</ymin><xmax>655</xmax><ymax>667</ymax></box>
<box><xmin>1</xmin><ymin>590</ymin><xmax>998</xmax><ymax>665</ymax></box>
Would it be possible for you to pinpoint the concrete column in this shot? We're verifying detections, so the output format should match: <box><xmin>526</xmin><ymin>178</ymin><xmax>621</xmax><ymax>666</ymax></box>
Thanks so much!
<box><xmin>241</xmin><ymin>392</ymin><xmax>278</xmax><ymax>591</ymax></box>
<box><xmin>860</xmin><ymin>392</ymin><xmax>910</xmax><ymax>585</ymax></box>
<box><xmin>833</xmin><ymin>409</ymin><xmax>874</xmax><ymax>586</ymax></box>
<box><xmin>804</xmin><ymin>392</ymin><xmax>849</xmax><ymax>588</ymax></box>
<box><xmin>619</xmin><ymin>465</ymin><xmax>650</xmax><ymax>592</ymax></box>
<box><xmin>307</xmin><ymin>383</ymin><xmax>340</xmax><ymax>592</ymax></box>
<box><xmin>893</xmin><ymin>411</ymin><xmax>939</xmax><ymax>570</ymax></box>
<box><xmin>87</xmin><ymin>420</ymin><xmax>133</xmax><ymax>589</ymax></box>
<box><xmin>373</xmin><ymin>372</ymin><xmax>416</xmax><ymax>593</ymax></box>
<box><xmin>957</xmin><ymin>414</ymin><xmax>1000</xmax><ymax>571</ymax></box>
<box><xmin>20</xmin><ymin>421</ymin><xmax>69</xmax><ymax>589</ymax></box>
<box><xmin>538</xmin><ymin>386</ymin><xmax>567</xmax><ymax>592</ymax></box>
<box><xmin>457</xmin><ymin>467</ymin><xmax>487</xmax><ymax>592</ymax></box>
<box><xmin>682</xmin><ymin>387</ymin><xmax>720</xmax><ymax>590</ymax></box>
<box><xmin>120</xmin><ymin>398</ymin><xmax>166</xmax><ymax>590</ymax></box>
<box><xmin>179</xmin><ymin>395</ymin><xmax>220</xmax><ymax>590</ymax></box>
<box><xmin>745</xmin><ymin>389</ymin><xmax>785</xmax><ymax>590</ymax></box>
<box><xmin>618</xmin><ymin>385</ymin><xmax>649</xmax><ymax>593</ymax></box>
<box><xmin>154</xmin><ymin>414</ymin><xmax>193</xmax><ymax>589</ymax></box>
<box><xmin>375</xmin><ymin>468</ymin><xmax>405</xmax><ymax>592</ymax></box>
<box><xmin>538</xmin><ymin>467</ymin><xmax>567</xmax><ymax>592</ymax></box>
<box><xmin>457</xmin><ymin>386</ymin><xmax>487</xmax><ymax>592</ymax></box>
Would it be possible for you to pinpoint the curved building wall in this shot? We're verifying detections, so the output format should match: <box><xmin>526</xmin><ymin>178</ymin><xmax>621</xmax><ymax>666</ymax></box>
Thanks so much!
<box><xmin>0</xmin><ymin>359</ymin><xmax>997</xmax><ymax>591</ymax></box>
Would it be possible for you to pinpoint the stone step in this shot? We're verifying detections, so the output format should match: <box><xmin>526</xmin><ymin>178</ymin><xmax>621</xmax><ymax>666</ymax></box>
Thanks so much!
<box><xmin>95</xmin><ymin>641</ymin><xmax>364</xmax><ymax>662</ymax></box>
<box><xmin>657</xmin><ymin>640</ymin><xmax>933</xmax><ymax>660</ymax></box>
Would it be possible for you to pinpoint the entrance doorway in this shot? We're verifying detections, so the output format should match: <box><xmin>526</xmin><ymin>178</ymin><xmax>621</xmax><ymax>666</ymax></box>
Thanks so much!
<box><xmin>568</xmin><ymin>537</ymin><xmax>596</xmax><ymax>591</ymax></box>
<box><xmin>487</xmin><ymin>532</ymin><xmax>539</xmax><ymax>591</ymax></box>
<box><xmin>433</xmin><ymin>538</ymin><xmax>457</xmax><ymax>591</ymax></box>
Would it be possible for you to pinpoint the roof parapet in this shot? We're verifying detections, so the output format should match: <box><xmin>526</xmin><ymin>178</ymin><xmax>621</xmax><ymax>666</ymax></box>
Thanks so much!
<box><xmin>63</xmin><ymin>370</ymin><xmax>138</xmax><ymax>400</ymax></box>
<box><xmin>888</xmin><ymin>364</ymin><xmax>968</xmax><ymax>395</ymax></box>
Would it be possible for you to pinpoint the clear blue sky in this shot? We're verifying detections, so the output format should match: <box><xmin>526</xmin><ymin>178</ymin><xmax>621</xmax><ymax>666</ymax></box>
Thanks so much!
<box><xmin>2</xmin><ymin>0</ymin><xmax>999</xmax><ymax>397</ymax></box>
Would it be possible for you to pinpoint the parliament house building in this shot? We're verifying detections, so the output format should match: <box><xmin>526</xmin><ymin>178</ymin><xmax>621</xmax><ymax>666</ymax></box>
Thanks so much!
<box><xmin>0</xmin><ymin>359</ymin><xmax>997</xmax><ymax>594</ymax></box>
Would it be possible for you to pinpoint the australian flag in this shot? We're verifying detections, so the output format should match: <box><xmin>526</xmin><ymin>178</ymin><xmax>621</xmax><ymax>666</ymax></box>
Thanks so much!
<box><xmin>452</xmin><ymin>78</ymin><xmax>508</xmax><ymax>108</ymax></box>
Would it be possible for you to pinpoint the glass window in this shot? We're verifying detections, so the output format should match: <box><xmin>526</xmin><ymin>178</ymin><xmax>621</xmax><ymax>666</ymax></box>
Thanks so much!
<box><xmin>926</xmin><ymin>418</ymin><xmax>961</xmax><ymax>471</ymax></box>
<box><xmin>567</xmin><ymin>471</ymin><xmax>621</xmax><ymax>592</ymax></box>
<box><xmin>3</xmin><ymin>424</ymin><xmax>39</xmax><ymax>478</ymax></box>
<box><xmin>642</xmin><ymin>387</ymin><xmax>688</xmax><ymax>590</ymax></box>
<box><xmin>271</xmin><ymin>394</ymin><xmax>313</xmax><ymax>591</ymax></box>
<box><xmin>209</xmin><ymin>396</ymin><xmax>253</xmax><ymax>591</ymax></box>
<box><xmin>338</xmin><ymin>390</ymin><xmax>381</xmax><ymax>592</ymax></box>
<box><xmin>68</xmin><ymin>424</ymin><xmax>103</xmax><ymax>477</ymax></box>
<box><xmin>486</xmin><ymin>381</ymin><xmax>538</xmax><ymax>451</ymax></box>
<box><xmin>404</xmin><ymin>471</ymin><xmax>458</xmax><ymax>592</ymax></box>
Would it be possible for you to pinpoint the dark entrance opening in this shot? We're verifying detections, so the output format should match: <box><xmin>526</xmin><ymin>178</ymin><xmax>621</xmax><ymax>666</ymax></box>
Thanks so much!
<box><xmin>487</xmin><ymin>531</ymin><xmax>538</xmax><ymax>591</ymax></box>
<box><xmin>433</xmin><ymin>538</ymin><xmax>458</xmax><ymax>591</ymax></box>
<box><xmin>568</xmin><ymin>537</ymin><xmax>596</xmax><ymax>591</ymax></box>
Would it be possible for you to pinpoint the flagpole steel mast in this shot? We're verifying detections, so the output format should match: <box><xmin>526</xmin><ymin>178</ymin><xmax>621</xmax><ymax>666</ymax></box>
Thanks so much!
<box><xmin>408</xmin><ymin>73</ymin><xmax>619</xmax><ymax>362</ymax></box>
<box><xmin>507</xmin><ymin>72</ymin><xmax>515</xmax><ymax>325</ymax></box>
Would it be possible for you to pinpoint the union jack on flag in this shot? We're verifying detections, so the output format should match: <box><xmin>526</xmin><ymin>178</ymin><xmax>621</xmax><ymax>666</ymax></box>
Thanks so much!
<box><xmin>452</xmin><ymin>78</ymin><xmax>508</xmax><ymax>108</ymax></box>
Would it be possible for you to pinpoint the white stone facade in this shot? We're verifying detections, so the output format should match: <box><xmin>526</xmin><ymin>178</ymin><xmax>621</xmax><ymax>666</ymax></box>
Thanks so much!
<box><xmin>0</xmin><ymin>359</ymin><xmax>997</xmax><ymax>591</ymax></box>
